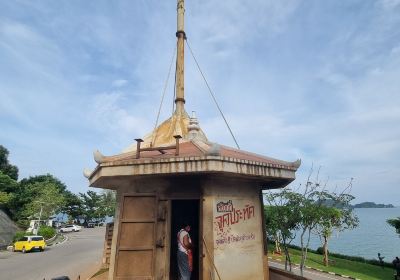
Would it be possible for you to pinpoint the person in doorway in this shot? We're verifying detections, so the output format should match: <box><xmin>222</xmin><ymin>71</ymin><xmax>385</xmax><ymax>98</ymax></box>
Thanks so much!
<box><xmin>378</xmin><ymin>253</ymin><xmax>385</xmax><ymax>269</ymax></box>
<box><xmin>393</xmin><ymin>257</ymin><xmax>400</xmax><ymax>277</ymax></box>
<box><xmin>177</xmin><ymin>223</ymin><xmax>193</xmax><ymax>280</ymax></box>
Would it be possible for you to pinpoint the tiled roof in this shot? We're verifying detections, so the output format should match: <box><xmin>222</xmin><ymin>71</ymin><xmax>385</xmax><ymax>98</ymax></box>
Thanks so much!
<box><xmin>93</xmin><ymin>140</ymin><xmax>300</xmax><ymax>171</ymax></box>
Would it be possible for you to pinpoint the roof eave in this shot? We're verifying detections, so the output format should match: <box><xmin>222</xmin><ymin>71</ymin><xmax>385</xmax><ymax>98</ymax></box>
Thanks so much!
<box><xmin>88</xmin><ymin>155</ymin><xmax>299</xmax><ymax>189</ymax></box>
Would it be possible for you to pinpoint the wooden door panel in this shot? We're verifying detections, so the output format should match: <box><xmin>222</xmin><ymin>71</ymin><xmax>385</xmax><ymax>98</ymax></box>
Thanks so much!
<box><xmin>119</xmin><ymin>222</ymin><xmax>154</xmax><ymax>248</ymax></box>
<box><xmin>122</xmin><ymin>196</ymin><xmax>156</xmax><ymax>220</ymax></box>
<box><xmin>116</xmin><ymin>251</ymin><xmax>153</xmax><ymax>278</ymax></box>
<box><xmin>115</xmin><ymin>194</ymin><xmax>157</xmax><ymax>280</ymax></box>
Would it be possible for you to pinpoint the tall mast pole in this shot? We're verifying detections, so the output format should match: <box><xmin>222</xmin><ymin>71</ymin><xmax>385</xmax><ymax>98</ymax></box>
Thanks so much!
<box><xmin>175</xmin><ymin>0</ymin><xmax>185</xmax><ymax>115</ymax></box>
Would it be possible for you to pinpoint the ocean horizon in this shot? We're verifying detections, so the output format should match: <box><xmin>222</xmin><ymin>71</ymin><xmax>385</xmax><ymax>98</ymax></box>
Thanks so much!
<box><xmin>293</xmin><ymin>207</ymin><xmax>400</xmax><ymax>262</ymax></box>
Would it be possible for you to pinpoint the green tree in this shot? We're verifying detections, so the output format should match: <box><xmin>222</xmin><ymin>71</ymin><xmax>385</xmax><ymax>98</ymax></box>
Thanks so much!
<box><xmin>312</xmin><ymin>197</ymin><xmax>358</xmax><ymax>267</ymax></box>
<box><xmin>319</xmin><ymin>193</ymin><xmax>358</xmax><ymax>266</ymax></box>
<box><xmin>264</xmin><ymin>205</ymin><xmax>282</xmax><ymax>254</ymax></box>
<box><xmin>79</xmin><ymin>190</ymin><xmax>103</xmax><ymax>224</ymax></box>
<box><xmin>100</xmin><ymin>190</ymin><xmax>116</xmax><ymax>218</ymax></box>
<box><xmin>0</xmin><ymin>145</ymin><xmax>19</xmax><ymax>180</ymax></box>
<box><xmin>314</xmin><ymin>206</ymin><xmax>342</xmax><ymax>266</ymax></box>
<box><xmin>265</xmin><ymin>171</ymin><xmax>359</xmax><ymax>275</ymax></box>
<box><xmin>62</xmin><ymin>190</ymin><xmax>116</xmax><ymax>225</ymax></box>
<box><xmin>295</xmin><ymin>168</ymin><xmax>358</xmax><ymax>275</ymax></box>
<box><xmin>62</xmin><ymin>191</ymin><xmax>84</xmax><ymax>222</ymax></box>
<box><xmin>23</xmin><ymin>181</ymin><xmax>66</xmax><ymax>221</ymax></box>
<box><xmin>0</xmin><ymin>191</ymin><xmax>11</xmax><ymax>206</ymax></box>
<box><xmin>9</xmin><ymin>174</ymin><xmax>68</xmax><ymax>227</ymax></box>
<box><xmin>298</xmin><ymin>193</ymin><xmax>322</xmax><ymax>274</ymax></box>
<box><xmin>0</xmin><ymin>170</ymin><xmax>19</xmax><ymax>193</ymax></box>
<box><xmin>387</xmin><ymin>217</ymin><xmax>400</xmax><ymax>236</ymax></box>
<box><xmin>0</xmin><ymin>171</ymin><xmax>19</xmax><ymax>215</ymax></box>
<box><xmin>0</xmin><ymin>171</ymin><xmax>18</xmax><ymax>210</ymax></box>
<box><xmin>265</xmin><ymin>189</ymin><xmax>302</xmax><ymax>271</ymax></box>
<box><xmin>19</xmin><ymin>174</ymin><xmax>67</xmax><ymax>193</ymax></box>
<box><xmin>9</xmin><ymin>174</ymin><xmax>67</xmax><ymax>222</ymax></box>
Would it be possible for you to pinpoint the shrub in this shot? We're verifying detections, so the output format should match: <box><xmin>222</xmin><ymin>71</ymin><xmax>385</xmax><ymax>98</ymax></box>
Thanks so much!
<box><xmin>15</xmin><ymin>219</ymin><xmax>29</xmax><ymax>230</ymax></box>
<box><xmin>271</xmin><ymin>241</ymin><xmax>393</xmax><ymax>268</ymax></box>
<box><xmin>13</xmin><ymin>231</ymin><xmax>32</xmax><ymax>242</ymax></box>
<box><xmin>38</xmin><ymin>226</ymin><xmax>56</xmax><ymax>240</ymax></box>
<box><xmin>316</xmin><ymin>247</ymin><xmax>329</xmax><ymax>255</ymax></box>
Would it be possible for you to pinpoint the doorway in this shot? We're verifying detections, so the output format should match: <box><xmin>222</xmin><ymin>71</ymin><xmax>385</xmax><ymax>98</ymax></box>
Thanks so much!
<box><xmin>169</xmin><ymin>199</ymin><xmax>200</xmax><ymax>280</ymax></box>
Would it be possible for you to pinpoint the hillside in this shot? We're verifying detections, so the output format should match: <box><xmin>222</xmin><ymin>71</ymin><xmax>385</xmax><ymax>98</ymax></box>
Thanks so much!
<box><xmin>353</xmin><ymin>202</ymin><xmax>394</xmax><ymax>208</ymax></box>
<box><xmin>320</xmin><ymin>199</ymin><xmax>395</xmax><ymax>209</ymax></box>
<box><xmin>0</xmin><ymin>209</ymin><xmax>18</xmax><ymax>249</ymax></box>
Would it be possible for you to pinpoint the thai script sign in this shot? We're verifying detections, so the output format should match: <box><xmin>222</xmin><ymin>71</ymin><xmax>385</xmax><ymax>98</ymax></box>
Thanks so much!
<box><xmin>215</xmin><ymin>203</ymin><xmax>255</xmax><ymax>232</ymax></box>
<box><xmin>213</xmin><ymin>198</ymin><xmax>257</xmax><ymax>248</ymax></box>
<box><xmin>215</xmin><ymin>233</ymin><xmax>255</xmax><ymax>246</ymax></box>
<box><xmin>216</xmin><ymin>200</ymin><xmax>233</xmax><ymax>213</ymax></box>
<box><xmin>212</xmin><ymin>197</ymin><xmax>264</xmax><ymax>279</ymax></box>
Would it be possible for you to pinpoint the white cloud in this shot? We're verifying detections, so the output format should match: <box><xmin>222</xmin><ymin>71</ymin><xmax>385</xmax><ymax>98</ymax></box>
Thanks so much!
<box><xmin>0</xmin><ymin>0</ymin><xmax>399</xmax><ymax>204</ymax></box>
<box><xmin>112</xmin><ymin>79</ymin><xmax>128</xmax><ymax>87</ymax></box>
<box><xmin>381</xmin><ymin>0</ymin><xmax>400</xmax><ymax>9</ymax></box>
<box><xmin>87</xmin><ymin>92</ymin><xmax>152</xmax><ymax>152</ymax></box>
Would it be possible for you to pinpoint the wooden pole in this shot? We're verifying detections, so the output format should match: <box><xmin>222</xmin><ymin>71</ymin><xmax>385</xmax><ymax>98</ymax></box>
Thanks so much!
<box><xmin>175</xmin><ymin>0</ymin><xmax>185</xmax><ymax>115</ymax></box>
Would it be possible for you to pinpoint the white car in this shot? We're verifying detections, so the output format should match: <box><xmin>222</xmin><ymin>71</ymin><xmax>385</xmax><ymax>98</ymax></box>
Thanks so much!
<box><xmin>59</xmin><ymin>224</ymin><xmax>81</xmax><ymax>233</ymax></box>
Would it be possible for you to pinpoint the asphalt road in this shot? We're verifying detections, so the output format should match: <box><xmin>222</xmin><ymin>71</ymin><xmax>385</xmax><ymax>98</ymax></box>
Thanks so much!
<box><xmin>269</xmin><ymin>260</ymin><xmax>350</xmax><ymax>280</ymax></box>
<box><xmin>0</xmin><ymin>226</ymin><xmax>105</xmax><ymax>280</ymax></box>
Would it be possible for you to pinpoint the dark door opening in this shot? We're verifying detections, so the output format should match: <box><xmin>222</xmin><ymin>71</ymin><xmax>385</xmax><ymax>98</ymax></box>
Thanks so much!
<box><xmin>170</xmin><ymin>199</ymin><xmax>200</xmax><ymax>280</ymax></box>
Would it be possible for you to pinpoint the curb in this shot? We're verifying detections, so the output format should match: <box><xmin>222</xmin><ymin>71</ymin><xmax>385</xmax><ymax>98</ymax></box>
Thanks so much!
<box><xmin>305</xmin><ymin>265</ymin><xmax>361</xmax><ymax>280</ymax></box>
<box><xmin>45</xmin><ymin>234</ymin><xmax>57</xmax><ymax>244</ymax></box>
<box><xmin>56</xmin><ymin>234</ymin><xmax>68</xmax><ymax>246</ymax></box>
<box><xmin>268</xmin><ymin>256</ymin><xmax>362</xmax><ymax>280</ymax></box>
<box><xmin>49</xmin><ymin>234</ymin><xmax>68</xmax><ymax>246</ymax></box>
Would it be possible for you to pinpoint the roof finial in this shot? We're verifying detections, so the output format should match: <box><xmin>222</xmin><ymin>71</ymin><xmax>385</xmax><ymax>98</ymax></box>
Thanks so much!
<box><xmin>188</xmin><ymin>111</ymin><xmax>200</xmax><ymax>139</ymax></box>
<box><xmin>175</xmin><ymin>0</ymin><xmax>186</xmax><ymax>115</ymax></box>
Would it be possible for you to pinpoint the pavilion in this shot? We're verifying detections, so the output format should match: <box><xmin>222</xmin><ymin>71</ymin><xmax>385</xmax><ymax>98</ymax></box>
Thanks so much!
<box><xmin>85</xmin><ymin>1</ymin><xmax>300</xmax><ymax>279</ymax></box>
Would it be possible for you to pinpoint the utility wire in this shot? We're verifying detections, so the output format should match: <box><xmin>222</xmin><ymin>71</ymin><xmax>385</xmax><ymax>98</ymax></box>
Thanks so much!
<box><xmin>186</xmin><ymin>39</ymin><xmax>240</xmax><ymax>149</ymax></box>
<box><xmin>151</xmin><ymin>45</ymin><xmax>176</xmax><ymax>147</ymax></box>
<box><xmin>172</xmin><ymin>50</ymin><xmax>178</xmax><ymax>115</ymax></box>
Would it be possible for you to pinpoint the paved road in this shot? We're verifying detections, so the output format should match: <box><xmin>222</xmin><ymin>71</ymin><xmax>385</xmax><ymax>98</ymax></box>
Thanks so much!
<box><xmin>0</xmin><ymin>226</ymin><xmax>105</xmax><ymax>280</ymax></box>
<box><xmin>269</xmin><ymin>260</ymin><xmax>351</xmax><ymax>280</ymax></box>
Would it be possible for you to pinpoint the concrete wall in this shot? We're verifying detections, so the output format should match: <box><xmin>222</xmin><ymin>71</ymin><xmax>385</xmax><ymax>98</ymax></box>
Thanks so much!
<box><xmin>105</xmin><ymin>175</ymin><xmax>269</xmax><ymax>280</ymax></box>
<box><xmin>202</xmin><ymin>177</ymin><xmax>268</xmax><ymax>280</ymax></box>
<box><xmin>102</xmin><ymin>222</ymin><xmax>114</xmax><ymax>269</ymax></box>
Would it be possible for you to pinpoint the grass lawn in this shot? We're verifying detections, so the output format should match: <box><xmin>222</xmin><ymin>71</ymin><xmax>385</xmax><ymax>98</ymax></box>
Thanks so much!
<box><xmin>90</xmin><ymin>268</ymin><xmax>109</xmax><ymax>279</ymax></box>
<box><xmin>270</xmin><ymin>248</ymin><xmax>395</xmax><ymax>280</ymax></box>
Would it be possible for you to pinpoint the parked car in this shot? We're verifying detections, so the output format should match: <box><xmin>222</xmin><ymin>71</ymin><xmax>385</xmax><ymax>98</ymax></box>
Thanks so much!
<box><xmin>86</xmin><ymin>223</ymin><xmax>95</xmax><ymax>228</ymax></box>
<box><xmin>86</xmin><ymin>221</ymin><xmax>104</xmax><ymax>228</ymax></box>
<box><xmin>14</xmin><ymin>235</ymin><xmax>46</xmax><ymax>253</ymax></box>
<box><xmin>59</xmin><ymin>224</ymin><xmax>82</xmax><ymax>233</ymax></box>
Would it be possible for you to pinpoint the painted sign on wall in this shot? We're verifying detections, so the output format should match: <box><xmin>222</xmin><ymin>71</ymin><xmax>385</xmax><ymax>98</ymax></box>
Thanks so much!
<box><xmin>214</xmin><ymin>200</ymin><xmax>256</xmax><ymax>246</ymax></box>
<box><xmin>213</xmin><ymin>197</ymin><xmax>264</xmax><ymax>279</ymax></box>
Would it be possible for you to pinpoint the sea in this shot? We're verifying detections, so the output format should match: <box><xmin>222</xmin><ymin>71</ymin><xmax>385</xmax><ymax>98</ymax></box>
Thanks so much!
<box><xmin>293</xmin><ymin>207</ymin><xmax>400</xmax><ymax>262</ymax></box>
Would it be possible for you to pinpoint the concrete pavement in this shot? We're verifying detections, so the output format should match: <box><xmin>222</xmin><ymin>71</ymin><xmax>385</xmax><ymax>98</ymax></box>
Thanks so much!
<box><xmin>0</xmin><ymin>226</ymin><xmax>105</xmax><ymax>280</ymax></box>
<box><xmin>269</xmin><ymin>259</ymin><xmax>354</xmax><ymax>280</ymax></box>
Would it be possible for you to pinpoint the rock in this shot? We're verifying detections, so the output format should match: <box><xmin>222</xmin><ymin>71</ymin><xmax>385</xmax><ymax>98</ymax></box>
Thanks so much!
<box><xmin>0</xmin><ymin>210</ymin><xmax>19</xmax><ymax>248</ymax></box>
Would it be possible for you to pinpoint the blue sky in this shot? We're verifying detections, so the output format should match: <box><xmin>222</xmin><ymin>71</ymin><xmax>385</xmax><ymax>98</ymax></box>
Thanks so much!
<box><xmin>1</xmin><ymin>0</ymin><xmax>399</xmax><ymax>204</ymax></box>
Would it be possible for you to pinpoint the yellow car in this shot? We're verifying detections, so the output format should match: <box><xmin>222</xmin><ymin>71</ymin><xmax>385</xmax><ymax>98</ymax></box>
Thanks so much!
<box><xmin>14</xmin><ymin>235</ymin><xmax>46</xmax><ymax>253</ymax></box>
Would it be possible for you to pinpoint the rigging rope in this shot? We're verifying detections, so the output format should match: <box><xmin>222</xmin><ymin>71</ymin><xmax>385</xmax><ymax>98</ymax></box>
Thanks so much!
<box><xmin>172</xmin><ymin>48</ymin><xmax>178</xmax><ymax>115</ymax></box>
<box><xmin>151</xmin><ymin>45</ymin><xmax>176</xmax><ymax>147</ymax></box>
<box><xmin>186</xmin><ymin>39</ymin><xmax>240</xmax><ymax>149</ymax></box>
<box><xmin>203</xmin><ymin>236</ymin><xmax>223</xmax><ymax>280</ymax></box>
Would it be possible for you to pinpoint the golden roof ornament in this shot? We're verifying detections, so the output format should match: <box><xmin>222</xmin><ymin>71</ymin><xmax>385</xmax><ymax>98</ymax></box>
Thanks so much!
<box><xmin>123</xmin><ymin>0</ymin><xmax>208</xmax><ymax>153</ymax></box>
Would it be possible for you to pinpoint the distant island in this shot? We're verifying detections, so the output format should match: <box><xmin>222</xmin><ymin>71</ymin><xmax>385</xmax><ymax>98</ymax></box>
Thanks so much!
<box><xmin>352</xmin><ymin>202</ymin><xmax>395</xmax><ymax>208</ymax></box>
<box><xmin>319</xmin><ymin>200</ymin><xmax>395</xmax><ymax>209</ymax></box>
